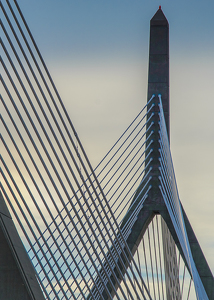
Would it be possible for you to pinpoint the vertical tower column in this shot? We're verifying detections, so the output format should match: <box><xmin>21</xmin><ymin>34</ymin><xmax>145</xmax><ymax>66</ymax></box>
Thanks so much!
<box><xmin>147</xmin><ymin>7</ymin><xmax>181</xmax><ymax>300</ymax></box>
<box><xmin>146</xmin><ymin>7</ymin><xmax>169</xmax><ymax>205</ymax></box>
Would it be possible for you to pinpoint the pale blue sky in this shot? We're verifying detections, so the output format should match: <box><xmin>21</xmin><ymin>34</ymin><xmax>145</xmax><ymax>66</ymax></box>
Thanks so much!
<box><xmin>19</xmin><ymin>0</ymin><xmax>214</xmax><ymax>60</ymax></box>
<box><xmin>5</xmin><ymin>0</ymin><xmax>214</xmax><ymax>275</ymax></box>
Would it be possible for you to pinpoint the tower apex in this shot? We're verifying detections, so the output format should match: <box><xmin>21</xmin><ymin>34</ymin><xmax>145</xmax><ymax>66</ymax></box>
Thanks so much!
<box><xmin>151</xmin><ymin>6</ymin><xmax>168</xmax><ymax>26</ymax></box>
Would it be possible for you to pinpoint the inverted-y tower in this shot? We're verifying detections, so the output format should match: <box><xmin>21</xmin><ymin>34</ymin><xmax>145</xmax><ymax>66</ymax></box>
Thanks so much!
<box><xmin>125</xmin><ymin>6</ymin><xmax>214</xmax><ymax>300</ymax></box>
<box><xmin>105</xmin><ymin>6</ymin><xmax>214</xmax><ymax>300</ymax></box>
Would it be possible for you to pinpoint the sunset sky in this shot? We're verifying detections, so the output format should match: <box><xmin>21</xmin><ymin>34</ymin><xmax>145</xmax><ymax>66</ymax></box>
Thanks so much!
<box><xmin>6</xmin><ymin>0</ymin><xmax>214</xmax><ymax>275</ymax></box>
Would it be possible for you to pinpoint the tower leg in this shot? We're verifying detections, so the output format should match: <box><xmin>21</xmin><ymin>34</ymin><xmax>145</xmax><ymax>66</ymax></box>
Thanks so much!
<box><xmin>0</xmin><ymin>191</ymin><xmax>45</xmax><ymax>300</ymax></box>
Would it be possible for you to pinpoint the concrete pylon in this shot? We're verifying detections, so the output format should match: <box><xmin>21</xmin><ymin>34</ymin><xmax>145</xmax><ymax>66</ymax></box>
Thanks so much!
<box><xmin>0</xmin><ymin>191</ymin><xmax>45</xmax><ymax>300</ymax></box>
<box><xmin>92</xmin><ymin>7</ymin><xmax>214</xmax><ymax>300</ymax></box>
<box><xmin>146</xmin><ymin>7</ymin><xmax>214</xmax><ymax>299</ymax></box>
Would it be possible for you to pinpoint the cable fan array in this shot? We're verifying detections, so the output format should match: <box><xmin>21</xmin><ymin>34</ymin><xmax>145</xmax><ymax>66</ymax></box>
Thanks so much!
<box><xmin>158</xmin><ymin>95</ymin><xmax>209</xmax><ymax>300</ymax></box>
<box><xmin>1</xmin><ymin>1</ymin><xmax>153</xmax><ymax>299</ymax></box>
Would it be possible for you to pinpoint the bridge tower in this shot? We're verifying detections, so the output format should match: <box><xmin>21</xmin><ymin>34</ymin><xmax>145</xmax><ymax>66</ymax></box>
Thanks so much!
<box><xmin>123</xmin><ymin>7</ymin><xmax>214</xmax><ymax>300</ymax></box>
<box><xmin>94</xmin><ymin>7</ymin><xmax>214</xmax><ymax>300</ymax></box>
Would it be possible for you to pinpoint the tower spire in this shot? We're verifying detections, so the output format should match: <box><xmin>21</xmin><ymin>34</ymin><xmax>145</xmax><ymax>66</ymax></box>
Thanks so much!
<box><xmin>148</xmin><ymin>7</ymin><xmax>169</xmax><ymax>136</ymax></box>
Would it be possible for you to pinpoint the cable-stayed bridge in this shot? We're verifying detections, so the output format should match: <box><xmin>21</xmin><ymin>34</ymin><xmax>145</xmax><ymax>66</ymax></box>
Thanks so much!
<box><xmin>1</xmin><ymin>1</ymin><xmax>214</xmax><ymax>299</ymax></box>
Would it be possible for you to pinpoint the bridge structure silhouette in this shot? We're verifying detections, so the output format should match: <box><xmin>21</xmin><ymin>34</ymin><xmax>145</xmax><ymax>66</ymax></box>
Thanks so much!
<box><xmin>1</xmin><ymin>1</ymin><xmax>214</xmax><ymax>299</ymax></box>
